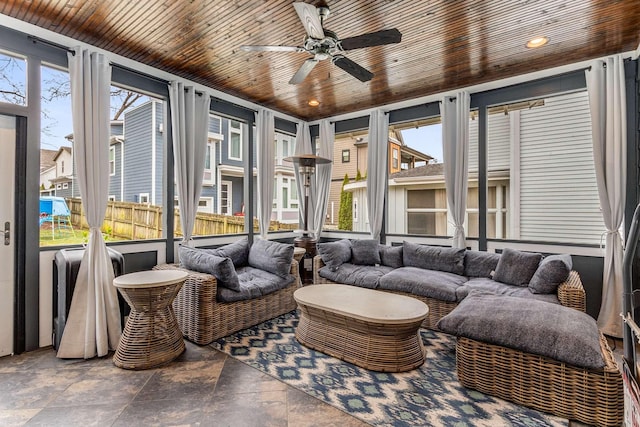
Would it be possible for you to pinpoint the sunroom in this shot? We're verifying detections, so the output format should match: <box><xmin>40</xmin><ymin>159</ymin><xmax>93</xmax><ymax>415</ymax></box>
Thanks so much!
<box><xmin>0</xmin><ymin>1</ymin><xmax>639</xmax><ymax>426</ymax></box>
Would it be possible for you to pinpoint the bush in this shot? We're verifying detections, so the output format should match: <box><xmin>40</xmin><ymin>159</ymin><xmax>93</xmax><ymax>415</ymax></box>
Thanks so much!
<box><xmin>338</xmin><ymin>174</ymin><xmax>353</xmax><ymax>231</ymax></box>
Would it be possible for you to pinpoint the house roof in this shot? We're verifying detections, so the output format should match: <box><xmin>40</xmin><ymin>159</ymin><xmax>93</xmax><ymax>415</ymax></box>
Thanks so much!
<box><xmin>391</xmin><ymin>163</ymin><xmax>445</xmax><ymax>179</ymax></box>
<box><xmin>1</xmin><ymin>1</ymin><xmax>638</xmax><ymax>121</ymax></box>
<box><xmin>40</xmin><ymin>149</ymin><xmax>58</xmax><ymax>173</ymax></box>
<box><xmin>52</xmin><ymin>146</ymin><xmax>72</xmax><ymax>162</ymax></box>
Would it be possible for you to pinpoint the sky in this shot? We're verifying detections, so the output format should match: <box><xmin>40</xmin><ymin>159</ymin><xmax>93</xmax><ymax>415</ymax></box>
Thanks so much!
<box><xmin>400</xmin><ymin>124</ymin><xmax>443</xmax><ymax>163</ymax></box>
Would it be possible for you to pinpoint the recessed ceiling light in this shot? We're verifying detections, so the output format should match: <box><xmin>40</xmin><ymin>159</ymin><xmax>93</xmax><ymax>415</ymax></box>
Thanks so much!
<box><xmin>308</xmin><ymin>99</ymin><xmax>320</xmax><ymax>107</ymax></box>
<box><xmin>526</xmin><ymin>36</ymin><xmax>549</xmax><ymax>48</ymax></box>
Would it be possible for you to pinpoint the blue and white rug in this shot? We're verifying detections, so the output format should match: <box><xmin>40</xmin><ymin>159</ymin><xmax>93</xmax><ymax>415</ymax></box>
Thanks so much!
<box><xmin>212</xmin><ymin>311</ymin><xmax>567</xmax><ymax>427</ymax></box>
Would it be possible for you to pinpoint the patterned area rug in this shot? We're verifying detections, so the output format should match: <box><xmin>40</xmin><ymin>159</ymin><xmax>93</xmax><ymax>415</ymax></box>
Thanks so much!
<box><xmin>212</xmin><ymin>311</ymin><xmax>567</xmax><ymax>427</ymax></box>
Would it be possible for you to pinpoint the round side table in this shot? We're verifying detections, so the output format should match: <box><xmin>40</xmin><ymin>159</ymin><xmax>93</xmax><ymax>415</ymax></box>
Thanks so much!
<box><xmin>113</xmin><ymin>270</ymin><xmax>188</xmax><ymax>370</ymax></box>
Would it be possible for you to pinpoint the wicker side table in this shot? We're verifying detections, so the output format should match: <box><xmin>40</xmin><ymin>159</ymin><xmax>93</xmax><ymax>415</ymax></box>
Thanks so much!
<box><xmin>113</xmin><ymin>270</ymin><xmax>188</xmax><ymax>370</ymax></box>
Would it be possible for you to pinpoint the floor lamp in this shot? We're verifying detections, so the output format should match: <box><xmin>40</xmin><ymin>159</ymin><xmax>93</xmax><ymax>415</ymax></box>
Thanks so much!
<box><xmin>284</xmin><ymin>154</ymin><xmax>332</xmax><ymax>284</ymax></box>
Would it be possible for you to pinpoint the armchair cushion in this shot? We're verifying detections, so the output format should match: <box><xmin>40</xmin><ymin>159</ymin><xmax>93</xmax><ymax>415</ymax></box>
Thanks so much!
<box><xmin>248</xmin><ymin>239</ymin><xmax>294</xmax><ymax>279</ymax></box>
<box><xmin>178</xmin><ymin>245</ymin><xmax>241</xmax><ymax>291</ymax></box>
<box><xmin>214</xmin><ymin>237</ymin><xmax>250</xmax><ymax>267</ymax></box>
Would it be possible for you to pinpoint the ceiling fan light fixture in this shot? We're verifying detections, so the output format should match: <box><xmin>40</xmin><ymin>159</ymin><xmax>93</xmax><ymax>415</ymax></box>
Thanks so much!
<box><xmin>308</xmin><ymin>99</ymin><xmax>320</xmax><ymax>107</ymax></box>
<box><xmin>526</xmin><ymin>36</ymin><xmax>549</xmax><ymax>48</ymax></box>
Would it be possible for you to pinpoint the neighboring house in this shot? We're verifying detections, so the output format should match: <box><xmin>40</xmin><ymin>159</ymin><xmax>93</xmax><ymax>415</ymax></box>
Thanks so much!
<box><xmin>39</xmin><ymin>148</ymin><xmax>58</xmax><ymax>196</ymax></box>
<box><xmin>48</xmin><ymin>146</ymin><xmax>76</xmax><ymax>198</ymax></box>
<box><xmin>47</xmin><ymin>100</ymin><xmax>298</xmax><ymax>223</ymax></box>
<box><xmin>346</xmin><ymin>91</ymin><xmax>605</xmax><ymax>245</ymax></box>
<box><xmin>326</xmin><ymin>129</ymin><xmax>431</xmax><ymax>227</ymax></box>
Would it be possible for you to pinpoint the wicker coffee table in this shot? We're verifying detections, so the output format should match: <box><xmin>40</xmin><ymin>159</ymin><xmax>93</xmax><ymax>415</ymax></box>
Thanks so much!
<box><xmin>294</xmin><ymin>284</ymin><xmax>429</xmax><ymax>372</ymax></box>
<box><xmin>113</xmin><ymin>270</ymin><xmax>188</xmax><ymax>370</ymax></box>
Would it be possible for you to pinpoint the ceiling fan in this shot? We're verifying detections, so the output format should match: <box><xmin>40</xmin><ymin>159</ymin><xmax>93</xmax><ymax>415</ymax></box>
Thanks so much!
<box><xmin>239</xmin><ymin>2</ymin><xmax>402</xmax><ymax>84</ymax></box>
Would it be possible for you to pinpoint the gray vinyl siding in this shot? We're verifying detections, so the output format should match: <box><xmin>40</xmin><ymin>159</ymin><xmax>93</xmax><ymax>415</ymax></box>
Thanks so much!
<box><xmin>153</xmin><ymin>103</ymin><xmax>164</xmax><ymax>206</ymax></box>
<box><xmin>469</xmin><ymin>113</ymin><xmax>511</xmax><ymax>172</ymax></box>
<box><xmin>108</xmin><ymin>143</ymin><xmax>123</xmax><ymax>200</ymax></box>
<box><xmin>123</xmin><ymin>101</ymin><xmax>163</xmax><ymax>205</ymax></box>
<box><xmin>518</xmin><ymin>90</ymin><xmax>604</xmax><ymax>244</ymax></box>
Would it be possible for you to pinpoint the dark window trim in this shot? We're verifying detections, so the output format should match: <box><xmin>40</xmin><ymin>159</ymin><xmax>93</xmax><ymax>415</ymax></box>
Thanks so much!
<box><xmin>342</xmin><ymin>149</ymin><xmax>350</xmax><ymax>163</ymax></box>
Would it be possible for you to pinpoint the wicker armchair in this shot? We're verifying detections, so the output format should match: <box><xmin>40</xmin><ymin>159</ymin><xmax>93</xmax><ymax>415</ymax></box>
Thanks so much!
<box><xmin>153</xmin><ymin>259</ymin><xmax>300</xmax><ymax>345</ymax></box>
<box><xmin>313</xmin><ymin>255</ymin><xmax>586</xmax><ymax>330</ymax></box>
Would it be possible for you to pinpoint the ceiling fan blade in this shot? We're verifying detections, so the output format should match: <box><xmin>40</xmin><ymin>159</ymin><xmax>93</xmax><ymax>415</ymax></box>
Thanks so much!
<box><xmin>239</xmin><ymin>45</ymin><xmax>302</xmax><ymax>52</ymax></box>
<box><xmin>339</xmin><ymin>28</ymin><xmax>402</xmax><ymax>50</ymax></box>
<box><xmin>293</xmin><ymin>2</ymin><xmax>324</xmax><ymax>40</ymax></box>
<box><xmin>289</xmin><ymin>58</ymin><xmax>319</xmax><ymax>84</ymax></box>
<box><xmin>333</xmin><ymin>56</ymin><xmax>374</xmax><ymax>82</ymax></box>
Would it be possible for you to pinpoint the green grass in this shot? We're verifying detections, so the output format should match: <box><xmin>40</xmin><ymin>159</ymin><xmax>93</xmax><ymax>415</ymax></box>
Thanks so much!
<box><xmin>39</xmin><ymin>228</ymin><xmax>125</xmax><ymax>247</ymax></box>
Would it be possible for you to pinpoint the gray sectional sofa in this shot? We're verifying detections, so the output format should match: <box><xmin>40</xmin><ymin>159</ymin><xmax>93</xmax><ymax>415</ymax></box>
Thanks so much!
<box><xmin>313</xmin><ymin>239</ymin><xmax>586</xmax><ymax>329</ymax></box>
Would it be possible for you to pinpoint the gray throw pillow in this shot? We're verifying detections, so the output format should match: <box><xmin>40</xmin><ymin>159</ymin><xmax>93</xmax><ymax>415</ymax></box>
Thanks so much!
<box><xmin>317</xmin><ymin>239</ymin><xmax>352</xmax><ymax>271</ymax></box>
<box><xmin>436</xmin><ymin>291</ymin><xmax>605</xmax><ymax>369</ymax></box>
<box><xmin>492</xmin><ymin>248</ymin><xmax>542</xmax><ymax>286</ymax></box>
<box><xmin>351</xmin><ymin>239</ymin><xmax>381</xmax><ymax>265</ymax></box>
<box><xmin>379</xmin><ymin>244</ymin><xmax>403</xmax><ymax>268</ymax></box>
<box><xmin>214</xmin><ymin>238</ymin><xmax>250</xmax><ymax>267</ymax></box>
<box><xmin>248</xmin><ymin>239</ymin><xmax>294</xmax><ymax>279</ymax></box>
<box><xmin>528</xmin><ymin>254</ymin><xmax>572</xmax><ymax>294</ymax></box>
<box><xmin>178</xmin><ymin>245</ymin><xmax>241</xmax><ymax>291</ymax></box>
<box><xmin>402</xmin><ymin>241</ymin><xmax>465</xmax><ymax>275</ymax></box>
<box><xmin>464</xmin><ymin>250</ymin><xmax>500</xmax><ymax>278</ymax></box>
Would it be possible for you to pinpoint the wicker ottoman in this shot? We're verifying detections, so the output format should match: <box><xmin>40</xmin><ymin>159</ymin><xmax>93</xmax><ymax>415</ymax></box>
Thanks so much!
<box><xmin>456</xmin><ymin>333</ymin><xmax>623</xmax><ymax>427</ymax></box>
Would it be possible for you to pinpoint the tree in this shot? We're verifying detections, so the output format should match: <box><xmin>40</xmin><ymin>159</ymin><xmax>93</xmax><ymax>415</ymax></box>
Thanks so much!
<box><xmin>0</xmin><ymin>54</ymin><xmax>145</xmax><ymax>135</ymax></box>
<box><xmin>338</xmin><ymin>174</ymin><xmax>353</xmax><ymax>231</ymax></box>
<box><xmin>355</xmin><ymin>169</ymin><xmax>363</xmax><ymax>181</ymax></box>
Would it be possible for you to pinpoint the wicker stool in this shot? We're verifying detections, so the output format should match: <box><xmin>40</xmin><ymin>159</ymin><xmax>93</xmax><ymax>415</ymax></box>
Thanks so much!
<box><xmin>113</xmin><ymin>270</ymin><xmax>188</xmax><ymax>370</ymax></box>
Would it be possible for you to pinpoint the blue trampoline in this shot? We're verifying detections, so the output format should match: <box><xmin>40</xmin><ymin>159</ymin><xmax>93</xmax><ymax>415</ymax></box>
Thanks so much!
<box><xmin>40</xmin><ymin>196</ymin><xmax>74</xmax><ymax>238</ymax></box>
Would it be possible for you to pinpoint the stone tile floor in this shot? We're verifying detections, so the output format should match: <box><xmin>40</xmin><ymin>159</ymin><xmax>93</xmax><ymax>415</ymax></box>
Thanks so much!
<box><xmin>0</xmin><ymin>337</ymin><xmax>625</xmax><ymax>426</ymax></box>
<box><xmin>0</xmin><ymin>341</ymin><xmax>367</xmax><ymax>427</ymax></box>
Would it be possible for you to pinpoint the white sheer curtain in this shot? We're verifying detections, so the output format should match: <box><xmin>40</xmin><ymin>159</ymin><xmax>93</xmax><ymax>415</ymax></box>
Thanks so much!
<box><xmin>294</xmin><ymin>122</ymin><xmax>313</xmax><ymax>230</ymax></box>
<box><xmin>367</xmin><ymin>109</ymin><xmax>388</xmax><ymax>240</ymax></box>
<box><xmin>442</xmin><ymin>91</ymin><xmax>470</xmax><ymax>248</ymax></box>
<box><xmin>586</xmin><ymin>55</ymin><xmax>627</xmax><ymax>338</ymax></box>
<box><xmin>312</xmin><ymin>120</ymin><xmax>334</xmax><ymax>238</ymax></box>
<box><xmin>169</xmin><ymin>82</ymin><xmax>210</xmax><ymax>245</ymax></box>
<box><xmin>256</xmin><ymin>109</ymin><xmax>275</xmax><ymax>239</ymax></box>
<box><xmin>57</xmin><ymin>48</ymin><xmax>120</xmax><ymax>359</ymax></box>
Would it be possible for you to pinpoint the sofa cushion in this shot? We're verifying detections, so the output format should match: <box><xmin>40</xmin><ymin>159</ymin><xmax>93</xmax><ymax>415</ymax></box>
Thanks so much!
<box><xmin>456</xmin><ymin>277</ymin><xmax>561</xmax><ymax>305</ymax></box>
<box><xmin>379</xmin><ymin>244</ymin><xmax>403</xmax><ymax>268</ymax></box>
<box><xmin>528</xmin><ymin>254</ymin><xmax>572</xmax><ymax>294</ymax></box>
<box><xmin>402</xmin><ymin>241</ymin><xmax>465</xmax><ymax>275</ymax></box>
<box><xmin>351</xmin><ymin>239</ymin><xmax>381</xmax><ymax>265</ymax></box>
<box><xmin>436</xmin><ymin>292</ymin><xmax>604</xmax><ymax>369</ymax></box>
<box><xmin>248</xmin><ymin>239</ymin><xmax>294</xmax><ymax>279</ymax></box>
<box><xmin>214</xmin><ymin>238</ymin><xmax>250</xmax><ymax>267</ymax></box>
<box><xmin>456</xmin><ymin>277</ymin><xmax>528</xmax><ymax>301</ymax></box>
<box><xmin>318</xmin><ymin>263</ymin><xmax>393</xmax><ymax>289</ymax></box>
<box><xmin>378</xmin><ymin>267</ymin><xmax>466</xmax><ymax>302</ymax></box>
<box><xmin>464</xmin><ymin>250</ymin><xmax>500</xmax><ymax>278</ymax></box>
<box><xmin>178</xmin><ymin>245</ymin><xmax>241</xmax><ymax>291</ymax></box>
<box><xmin>493</xmin><ymin>248</ymin><xmax>542</xmax><ymax>286</ymax></box>
<box><xmin>217</xmin><ymin>266</ymin><xmax>294</xmax><ymax>303</ymax></box>
<box><xmin>317</xmin><ymin>239</ymin><xmax>352</xmax><ymax>271</ymax></box>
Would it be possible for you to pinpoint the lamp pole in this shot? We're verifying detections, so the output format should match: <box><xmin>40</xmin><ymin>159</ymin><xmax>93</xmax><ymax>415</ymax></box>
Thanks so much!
<box><xmin>284</xmin><ymin>154</ymin><xmax>332</xmax><ymax>285</ymax></box>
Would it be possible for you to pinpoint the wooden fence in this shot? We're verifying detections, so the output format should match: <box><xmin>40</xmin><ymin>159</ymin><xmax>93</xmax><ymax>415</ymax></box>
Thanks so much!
<box><xmin>67</xmin><ymin>198</ymin><xmax>296</xmax><ymax>240</ymax></box>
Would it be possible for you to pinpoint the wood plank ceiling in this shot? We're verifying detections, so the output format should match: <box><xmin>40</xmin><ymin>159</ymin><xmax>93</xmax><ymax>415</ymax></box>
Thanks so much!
<box><xmin>1</xmin><ymin>0</ymin><xmax>639</xmax><ymax>121</ymax></box>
